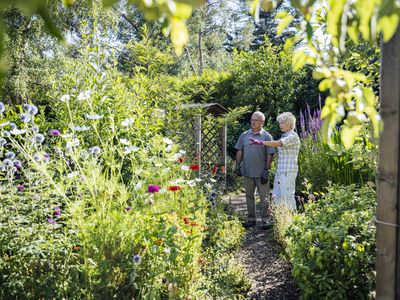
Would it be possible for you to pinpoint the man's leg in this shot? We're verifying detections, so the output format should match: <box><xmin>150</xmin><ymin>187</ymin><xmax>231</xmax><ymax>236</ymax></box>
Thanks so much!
<box><xmin>256</xmin><ymin>178</ymin><xmax>270</xmax><ymax>222</ymax></box>
<box><xmin>244</xmin><ymin>177</ymin><xmax>256</xmax><ymax>222</ymax></box>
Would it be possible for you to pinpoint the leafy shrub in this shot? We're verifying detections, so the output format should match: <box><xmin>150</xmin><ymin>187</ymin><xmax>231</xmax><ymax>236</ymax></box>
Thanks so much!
<box><xmin>286</xmin><ymin>184</ymin><xmax>376</xmax><ymax>299</ymax></box>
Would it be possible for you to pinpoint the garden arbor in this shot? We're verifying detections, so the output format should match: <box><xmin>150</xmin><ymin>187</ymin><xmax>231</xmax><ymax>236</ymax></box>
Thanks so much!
<box><xmin>179</xmin><ymin>103</ymin><xmax>228</xmax><ymax>188</ymax></box>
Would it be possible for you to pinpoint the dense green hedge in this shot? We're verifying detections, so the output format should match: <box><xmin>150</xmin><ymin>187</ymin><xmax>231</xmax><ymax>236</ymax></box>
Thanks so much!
<box><xmin>286</xmin><ymin>184</ymin><xmax>376</xmax><ymax>299</ymax></box>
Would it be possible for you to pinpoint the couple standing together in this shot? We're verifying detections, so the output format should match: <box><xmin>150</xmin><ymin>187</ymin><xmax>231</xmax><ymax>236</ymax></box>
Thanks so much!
<box><xmin>235</xmin><ymin>111</ymin><xmax>300</xmax><ymax>229</ymax></box>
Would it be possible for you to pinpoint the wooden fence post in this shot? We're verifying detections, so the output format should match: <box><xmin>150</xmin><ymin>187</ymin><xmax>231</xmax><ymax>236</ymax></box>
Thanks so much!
<box><xmin>376</xmin><ymin>25</ymin><xmax>400</xmax><ymax>300</ymax></box>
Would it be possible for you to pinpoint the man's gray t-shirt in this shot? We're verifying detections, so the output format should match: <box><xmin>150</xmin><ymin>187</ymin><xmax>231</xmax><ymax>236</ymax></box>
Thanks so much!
<box><xmin>235</xmin><ymin>129</ymin><xmax>275</xmax><ymax>177</ymax></box>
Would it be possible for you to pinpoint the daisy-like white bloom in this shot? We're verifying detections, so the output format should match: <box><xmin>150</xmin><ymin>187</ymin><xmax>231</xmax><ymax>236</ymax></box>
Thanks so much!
<box><xmin>134</xmin><ymin>181</ymin><xmax>143</xmax><ymax>190</ymax></box>
<box><xmin>181</xmin><ymin>165</ymin><xmax>190</xmax><ymax>171</ymax></box>
<box><xmin>186</xmin><ymin>180</ymin><xmax>196</xmax><ymax>187</ymax></box>
<box><xmin>165</xmin><ymin>145</ymin><xmax>172</xmax><ymax>152</ymax></box>
<box><xmin>11</xmin><ymin>129</ymin><xmax>26</xmax><ymax>135</ymax></box>
<box><xmin>85</xmin><ymin>114</ymin><xmax>103</xmax><ymax>120</ymax></box>
<box><xmin>77</xmin><ymin>90</ymin><xmax>91</xmax><ymax>101</ymax></box>
<box><xmin>179</xmin><ymin>150</ymin><xmax>186</xmax><ymax>155</ymax></box>
<box><xmin>119</xmin><ymin>138</ymin><xmax>130</xmax><ymax>145</ymax></box>
<box><xmin>154</xmin><ymin>163</ymin><xmax>163</xmax><ymax>167</ymax></box>
<box><xmin>74</xmin><ymin>125</ymin><xmax>90</xmax><ymax>132</ymax></box>
<box><xmin>162</xmin><ymin>137</ymin><xmax>173</xmax><ymax>145</ymax></box>
<box><xmin>60</xmin><ymin>95</ymin><xmax>70</xmax><ymax>102</ymax></box>
<box><xmin>121</xmin><ymin>118</ymin><xmax>134</xmax><ymax>127</ymax></box>
<box><xmin>67</xmin><ymin>172</ymin><xmax>79</xmax><ymax>179</ymax></box>
<box><xmin>35</xmin><ymin>134</ymin><xmax>45</xmax><ymax>144</ymax></box>
<box><xmin>88</xmin><ymin>146</ymin><xmax>101</xmax><ymax>155</ymax></box>
<box><xmin>20</xmin><ymin>113</ymin><xmax>31</xmax><ymax>123</ymax></box>
<box><xmin>123</xmin><ymin>146</ymin><xmax>139</xmax><ymax>154</ymax></box>
<box><xmin>5</xmin><ymin>152</ymin><xmax>16</xmax><ymax>160</ymax></box>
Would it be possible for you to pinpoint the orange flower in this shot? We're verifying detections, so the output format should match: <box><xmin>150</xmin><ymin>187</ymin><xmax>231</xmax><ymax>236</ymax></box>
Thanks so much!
<box><xmin>221</xmin><ymin>166</ymin><xmax>226</xmax><ymax>174</ymax></box>
<box><xmin>168</xmin><ymin>185</ymin><xmax>181</xmax><ymax>192</ymax></box>
<box><xmin>189</xmin><ymin>164</ymin><xmax>199</xmax><ymax>171</ymax></box>
<box><xmin>177</xmin><ymin>156</ymin><xmax>187</xmax><ymax>163</ymax></box>
<box><xmin>183</xmin><ymin>217</ymin><xmax>190</xmax><ymax>225</ymax></box>
<box><xmin>72</xmin><ymin>246</ymin><xmax>81</xmax><ymax>251</ymax></box>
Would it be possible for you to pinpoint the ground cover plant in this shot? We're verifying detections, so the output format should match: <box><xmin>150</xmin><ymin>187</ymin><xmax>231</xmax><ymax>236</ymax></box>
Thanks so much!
<box><xmin>286</xmin><ymin>184</ymin><xmax>376</xmax><ymax>300</ymax></box>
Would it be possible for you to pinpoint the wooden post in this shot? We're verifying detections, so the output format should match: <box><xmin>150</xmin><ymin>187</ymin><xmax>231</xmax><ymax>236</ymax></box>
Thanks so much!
<box><xmin>194</xmin><ymin>114</ymin><xmax>202</xmax><ymax>176</ymax></box>
<box><xmin>376</xmin><ymin>25</ymin><xmax>400</xmax><ymax>300</ymax></box>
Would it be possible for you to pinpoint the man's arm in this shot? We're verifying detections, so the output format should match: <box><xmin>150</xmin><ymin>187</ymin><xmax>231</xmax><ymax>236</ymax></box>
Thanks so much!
<box><xmin>263</xmin><ymin>140</ymin><xmax>282</xmax><ymax>147</ymax></box>
<box><xmin>236</xmin><ymin>150</ymin><xmax>243</xmax><ymax>164</ymax></box>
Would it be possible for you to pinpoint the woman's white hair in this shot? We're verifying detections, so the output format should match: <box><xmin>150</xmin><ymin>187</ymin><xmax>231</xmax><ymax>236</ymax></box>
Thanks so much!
<box><xmin>277</xmin><ymin>112</ymin><xmax>296</xmax><ymax>129</ymax></box>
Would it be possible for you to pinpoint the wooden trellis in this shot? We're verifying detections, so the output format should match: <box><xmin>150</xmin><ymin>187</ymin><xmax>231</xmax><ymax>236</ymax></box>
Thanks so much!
<box><xmin>179</xmin><ymin>103</ymin><xmax>228</xmax><ymax>188</ymax></box>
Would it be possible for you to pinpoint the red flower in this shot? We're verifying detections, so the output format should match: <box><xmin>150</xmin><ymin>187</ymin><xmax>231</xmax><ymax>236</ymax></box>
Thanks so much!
<box><xmin>72</xmin><ymin>246</ymin><xmax>81</xmax><ymax>251</ymax></box>
<box><xmin>221</xmin><ymin>166</ymin><xmax>226</xmax><ymax>174</ymax></box>
<box><xmin>168</xmin><ymin>185</ymin><xmax>181</xmax><ymax>192</ymax></box>
<box><xmin>211</xmin><ymin>166</ymin><xmax>218</xmax><ymax>174</ymax></box>
<box><xmin>189</xmin><ymin>164</ymin><xmax>199</xmax><ymax>171</ymax></box>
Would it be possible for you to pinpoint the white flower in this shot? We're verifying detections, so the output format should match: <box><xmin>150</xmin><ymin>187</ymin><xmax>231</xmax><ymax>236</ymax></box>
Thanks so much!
<box><xmin>134</xmin><ymin>181</ymin><xmax>143</xmax><ymax>190</ymax></box>
<box><xmin>121</xmin><ymin>118</ymin><xmax>134</xmax><ymax>127</ymax></box>
<box><xmin>60</xmin><ymin>94</ymin><xmax>70</xmax><ymax>102</ymax></box>
<box><xmin>165</xmin><ymin>145</ymin><xmax>172</xmax><ymax>152</ymax></box>
<box><xmin>77</xmin><ymin>91</ymin><xmax>91</xmax><ymax>101</ymax></box>
<box><xmin>153</xmin><ymin>108</ymin><xmax>165</xmax><ymax>118</ymax></box>
<box><xmin>34</xmin><ymin>134</ymin><xmax>45</xmax><ymax>144</ymax></box>
<box><xmin>88</xmin><ymin>146</ymin><xmax>101</xmax><ymax>155</ymax></box>
<box><xmin>20</xmin><ymin>113</ymin><xmax>31</xmax><ymax>123</ymax></box>
<box><xmin>0</xmin><ymin>102</ymin><xmax>5</xmax><ymax>114</ymax></box>
<box><xmin>210</xmin><ymin>178</ymin><xmax>217</xmax><ymax>183</ymax></box>
<box><xmin>10</xmin><ymin>129</ymin><xmax>26</xmax><ymax>135</ymax></box>
<box><xmin>162</xmin><ymin>137</ymin><xmax>173</xmax><ymax>145</ymax></box>
<box><xmin>61</xmin><ymin>134</ymin><xmax>72</xmax><ymax>138</ymax></box>
<box><xmin>74</xmin><ymin>125</ymin><xmax>90</xmax><ymax>132</ymax></box>
<box><xmin>67</xmin><ymin>172</ymin><xmax>79</xmax><ymax>178</ymax></box>
<box><xmin>179</xmin><ymin>150</ymin><xmax>186</xmax><ymax>155</ymax></box>
<box><xmin>0</xmin><ymin>121</ymin><xmax>10</xmax><ymax>127</ymax></box>
<box><xmin>181</xmin><ymin>165</ymin><xmax>190</xmax><ymax>171</ymax></box>
<box><xmin>154</xmin><ymin>163</ymin><xmax>163</xmax><ymax>167</ymax></box>
<box><xmin>123</xmin><ymin>146</ymin><xmax>139</xmax><ymax>154</ymax></box>
<box><xmin>186</xmin><ymin>180</ymin><xmax>196</xmax><ymax>187</ymax></box>
<box><xmin>85</xmin><ymin>114</ymin><xmax>103</xmax><ymax>120</ymax></box>
<box><xmin>195</xmin><ymin>178</ymin><xmax>202</xmax><ymax>182</ymax></box>
<box><xmin>120</xmin><ymin>138</ymin><xmax>130</xmax><ymax>145</ymax></box>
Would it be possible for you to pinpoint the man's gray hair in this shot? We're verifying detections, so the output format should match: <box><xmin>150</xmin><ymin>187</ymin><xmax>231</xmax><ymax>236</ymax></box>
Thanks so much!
<box><xmin>252</xmin><ymin>111</ymin><xmax>266</xmax><ymax>122</ymax></box>
<box><xmin>277</xmin><ymin>112</ymin><xmax>296</xmax><ymax>129</ymax></box>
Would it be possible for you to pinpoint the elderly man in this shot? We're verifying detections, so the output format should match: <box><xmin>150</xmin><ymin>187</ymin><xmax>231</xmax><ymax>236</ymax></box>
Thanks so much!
<box><xmin>250</xmin><ymin>112</ymin><xmax>300</xmax><ymax>210</ymax></box>
<box><xmin>235</xmin><ymin>111</ymin><xmax>275</xmax><ymax>228</ymax></box>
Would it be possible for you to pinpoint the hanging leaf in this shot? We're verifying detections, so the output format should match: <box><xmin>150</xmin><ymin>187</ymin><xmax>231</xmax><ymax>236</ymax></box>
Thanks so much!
<box><xmin>277</xmin><ymin>12</ymin><xmax>294</xmax><ymax>36</ymax></box>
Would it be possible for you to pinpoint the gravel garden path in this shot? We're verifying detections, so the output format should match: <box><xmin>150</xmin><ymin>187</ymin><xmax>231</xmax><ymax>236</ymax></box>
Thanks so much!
<box><xmin>228</xmin><ymin>194</ymin><xmax>300</xmax><ymax>300</ymax></box>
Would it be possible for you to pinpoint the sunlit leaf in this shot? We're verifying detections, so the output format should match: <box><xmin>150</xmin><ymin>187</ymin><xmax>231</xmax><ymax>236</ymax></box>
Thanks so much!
<box><xmin>378</xmin><ymin>14</ymin><xmax>400</xmax><ymax>42</ymax></box>
<box><xmin>250</xmin><ymin>0</ymin><xmax>261</xmax><ymax>23</ymax></box>
<box><xmin>341</xmin><ymin>125</ymin><xmax>362</xmax><ymax>149</ymax></box>
<box><xmin>277</xmin><ymin>13</ymin><xmax>294</xmax><ymax>36</ymax></box>
<box><xmin>292</xmin><ymin>50</ymin><xmax>316</xmax><ymax>71</ymax></box>
<box><xmin>174</xmin><ymin>2</ymin><xmax>193</xmax><ymax>19</ymax></box>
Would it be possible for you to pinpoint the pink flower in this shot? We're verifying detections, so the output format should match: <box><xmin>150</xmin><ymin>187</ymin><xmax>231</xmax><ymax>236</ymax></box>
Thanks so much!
<box><xmin>17</xmin><ymin>185</ymin><xmax>25</xmax><ymax>192</ymax></box>
<box><xmin>147</xmin><ymin>185</ymin><xmax>160</xmax><ymax>193</ymax></box>
<box><xmin>48</xmin><ymin>129</ymin><xmax>61</xmax><ymax>136</ymax></box>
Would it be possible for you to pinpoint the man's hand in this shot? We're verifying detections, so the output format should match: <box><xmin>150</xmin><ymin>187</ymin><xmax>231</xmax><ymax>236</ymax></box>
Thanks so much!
<box><xmin>235</xmin><ymin>163</ymin><xmax>243</xmax><ymax>177</ymax></box>
<box><xmin>249</xmin><ymin>137</ymin><xmax>264</xmax><ymax>145</ymax></box>
<box><xmin>260</xmin><ymin>169</ymin><xmax>269</xmax><ymax>184</ymax></box>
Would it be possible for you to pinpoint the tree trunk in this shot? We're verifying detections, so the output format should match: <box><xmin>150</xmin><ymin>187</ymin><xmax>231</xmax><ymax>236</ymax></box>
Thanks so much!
<box><xmin>376</xmin><ymin>25</ymin><xmax>400</xmax><ymax>300</ymax></box>
<box><xmin>198</xmin><ymin>30</ymin><xmax>203</xmax><ymax>75</ymax></box>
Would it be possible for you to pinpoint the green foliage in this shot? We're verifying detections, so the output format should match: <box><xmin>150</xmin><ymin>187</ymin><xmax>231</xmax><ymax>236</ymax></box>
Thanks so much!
<box><xmin>298</xmin><ymin>130</ymin><xmax>377</xmax><ymax>195</ymax></box>
<box><xmin>286</xmin><ymin>184</ymin><xmax>376</xmax><ymax>300</ymax></box>
<box><xmin>229</xmin><ymin>40</ymin><xmax>309</xmax><ymax>134</ymax></box>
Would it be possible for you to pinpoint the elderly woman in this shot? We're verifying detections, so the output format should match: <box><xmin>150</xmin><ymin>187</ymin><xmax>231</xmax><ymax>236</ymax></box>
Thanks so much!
<box><xmin>250</xmin><ymin>112</ymin><xmax>300</xmax><ymax>210</ymax></box>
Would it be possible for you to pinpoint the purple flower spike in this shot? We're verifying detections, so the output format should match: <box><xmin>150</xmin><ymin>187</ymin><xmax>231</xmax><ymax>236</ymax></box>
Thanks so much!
<box><xmin>48</xmin><ymin>129</ymin><xmax>61</xmax><ymax>136</ymax></box>
<box><xmin>53</xmin><ymin>211</ymin><xmax>61</xmax><ymax>217</ymax></box>
<box><xmin>147</xmin><ymin>185</ymin><xmax>160</xmax><ymax>193</ymax></box>
<box><xmin>47</xmin><ymin>218</ymin><xmax>58</xmax><ymax>225</ymax></box>
<box><xmin>17</xmin><ymin>185</ymin><xmax>25</xmax><ymax>192</ymax></box>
